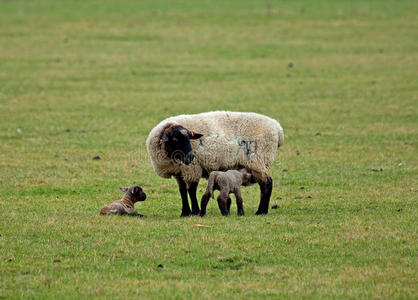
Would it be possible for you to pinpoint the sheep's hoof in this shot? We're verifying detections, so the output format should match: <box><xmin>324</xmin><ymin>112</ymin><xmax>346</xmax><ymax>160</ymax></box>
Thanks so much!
<box><xmin>180</xmin><ymin>211</ymin><xmax>192</xmax><ymax>217</ymax></box>
<box><xmin>255</xmin><ymin>210</ymin><xmax>268</xmax><ymax>215</ymax></box>
<box><xmin>237</xmin><ymin>211</ymin><xmax>244</xmax><ymax>216</ymax></box>
<box><xmin>191</xmin><ymin>209</ymin><xmax>200</xmax><ymax>216</ymax></box>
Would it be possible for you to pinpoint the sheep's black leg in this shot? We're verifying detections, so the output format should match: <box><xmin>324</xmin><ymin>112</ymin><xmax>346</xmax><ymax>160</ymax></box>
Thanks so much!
<box><xmin>255</xmin><ymin>176</ymin><xmax>273</xmax><ymax>215</ymax></box>
<box><xmin>175</xmin><ymin>176</ymin><xmax>191</xmax><ymax>217</ymax></box>
<box><xmin>200</xmin><ymin>192</ymin><xmax>211</xmax><ymax>217</ymax></box>
<box><xmin>188</xmin><ymin>181</ymin><xmax>200</xmax><ymax>215</ymax></box>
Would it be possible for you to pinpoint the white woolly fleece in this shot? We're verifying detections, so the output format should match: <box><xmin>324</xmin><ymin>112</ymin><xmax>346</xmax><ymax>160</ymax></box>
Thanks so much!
<box><xmin>146</xmin><ymin>111</ymin><xmax>284</xmax><ymax>184</ymax></box>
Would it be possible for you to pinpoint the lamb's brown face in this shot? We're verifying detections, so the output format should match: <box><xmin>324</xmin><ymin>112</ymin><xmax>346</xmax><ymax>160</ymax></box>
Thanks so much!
<box><xmin>129</xmin><ymin>186</ymin><xmax>146</xmax><ymax>202</ymax></box>
<box><xmin>121</xmin><ymin>186</ymin><xmax>146</xmax><ymax>202</ymax></box>
<box><xmin>239</xmin><ymin>168</ymin><xmax>253</xmax><ymax>186</ymax></box>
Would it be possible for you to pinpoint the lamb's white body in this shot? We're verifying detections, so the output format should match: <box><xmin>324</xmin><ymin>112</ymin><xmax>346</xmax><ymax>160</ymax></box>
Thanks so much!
<box><xmin>146</xmin><ymin>111</ymin><xmax>284</xmax><ymax>184</ymax></box>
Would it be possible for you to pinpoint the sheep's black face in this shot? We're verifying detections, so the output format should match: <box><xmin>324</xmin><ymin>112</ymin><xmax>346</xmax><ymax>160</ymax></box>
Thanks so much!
<box><xmin>162</xmin><ymin>126</ymin><xmax>203</xmax><ymax>165</ymax></box>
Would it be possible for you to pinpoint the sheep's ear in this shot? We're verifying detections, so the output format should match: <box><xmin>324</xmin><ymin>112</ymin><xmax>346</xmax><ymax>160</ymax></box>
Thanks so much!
<box><xmin>189</xmin><ymin>131</ymin><xmax>203</xmax><ymax>139</ymax></box>
<box><xmin>120</xmin><ymin>187</ymin><xmax>129</xmax><ymax>193</ymax></box>
<box><xmin>132</xmin><ymin>186</ymin><xmax>139</xmax><ymax>194</ymax></box>
<box><xmin>162</xmin><ymin>133</ymin><xmax>170</xmax><ymax>143</ymax></box>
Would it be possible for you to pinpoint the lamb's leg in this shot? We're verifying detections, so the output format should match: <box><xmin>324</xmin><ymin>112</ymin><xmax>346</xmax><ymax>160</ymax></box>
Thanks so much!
<box><xmin>175</xmin><ymin>176</ymin><xmax>191</xmax><ymax>217</ymax></box>
<box><xmin>255</xmin><ymin>176</ymin><xmax>273</xmax><ymax>215</ymax></box>
<box><xmin>129</xmin><ymin>212</ymin><xmax>145</xmax><ymax>218</ymax></box>
<box><xmin>187</xmin><ymin>181</ymin><xmax>200</xmax><ymax>215</ymax></box>
<box><xmin>234</xmin><ymin>189</ymin><xmax>244</xmax><ymax>216</ymax></box>
<box><xmin>227</xmin><ymin>197</ymin><xmax>232</xmax><ymax>214</ymax></box>
<box><xmin>127</xmin><ymin>209</ymin><xmax>145</xmax><ymax>218</ymax></box>
<box><xmin>199</xmin><ymin>191</ymin><xmax>211</xmax><ymax>217</ymax></box>
<box><xmin>217</xmin><ymin>191</ymin><xmax>229</xmax><ymax>216</ymax></box>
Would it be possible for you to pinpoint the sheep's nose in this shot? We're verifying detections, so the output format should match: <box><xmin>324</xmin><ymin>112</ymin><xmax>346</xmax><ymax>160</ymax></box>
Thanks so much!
<box><xmin>185</xmin><ymin>152</ymin><xmax>195</xmax><ymax>165</ymax></box>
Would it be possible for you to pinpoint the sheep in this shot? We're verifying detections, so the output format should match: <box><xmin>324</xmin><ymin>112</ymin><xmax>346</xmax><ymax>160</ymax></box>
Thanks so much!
<box><xmin>146</xmin><ymin>111</ymin><xmax>284</xmax><ymax>217</ymax></box>
<box><xmin>200</xmin><ymin>168</ymin><xmax>253</xmax><ymax>217</ymax></box>
<box><xmin>100</xmin><ymin>186</ymin><xmax>146</xmax><ymax>217</ymax></box>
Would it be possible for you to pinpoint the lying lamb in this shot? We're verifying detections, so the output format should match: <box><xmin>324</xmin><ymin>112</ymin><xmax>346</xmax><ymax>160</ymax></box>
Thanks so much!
<box><xmin>200</xmin><ymin>168</ymin><xmax>253</xmax><ymax>217</ymax></box>
<box><xmin>100</xmin><ymin>186</ymin><xmax>146</xmax><ymax>217</ymax></box>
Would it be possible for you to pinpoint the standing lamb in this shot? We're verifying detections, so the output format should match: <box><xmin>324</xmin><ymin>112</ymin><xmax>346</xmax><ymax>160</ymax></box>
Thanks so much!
<box><xmin>200</xmin><ymin>168</ymin><xmax>253</xmax><ymax>217</ymax></box>
<box><xmin>100</xmin><ymin>186</ymin><xmax>146</xmax><ymax>217</ymax></box>
<box><xmin>146</xmin><ymin>111</ymin><xmax>284</xmax><ymax>217</ymax></box>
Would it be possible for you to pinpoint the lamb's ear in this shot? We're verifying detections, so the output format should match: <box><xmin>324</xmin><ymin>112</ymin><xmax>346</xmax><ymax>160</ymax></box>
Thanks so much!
<box><xmin>188</xmin><ymin>131</ymin><xmax>203</xmax><ymax>139</ymax></box>
<box><xmin>132</xmin><ymin>186</ymin><xmax>139</xmax><ymax>194</ymax></box>
<box><xmin>120</xmin><ymin>187</ymin><xmax>129</xmax><ymax>193</ymax></box>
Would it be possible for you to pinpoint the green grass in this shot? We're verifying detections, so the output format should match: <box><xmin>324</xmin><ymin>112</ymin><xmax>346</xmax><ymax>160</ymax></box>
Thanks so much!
<box><xmin>0</xmin><ymin>0</ymin><xmax>417</xmax><ymax>298</ymax></box>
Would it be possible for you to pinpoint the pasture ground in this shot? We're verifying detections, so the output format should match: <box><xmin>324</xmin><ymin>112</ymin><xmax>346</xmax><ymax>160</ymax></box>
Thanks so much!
<box><xmin>0</xmin><ymin>0</ymin><xmax>417</xmax><ymax>298</ymax></box>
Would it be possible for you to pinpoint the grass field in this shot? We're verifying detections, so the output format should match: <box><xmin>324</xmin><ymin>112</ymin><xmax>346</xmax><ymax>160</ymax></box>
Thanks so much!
<box><xmin>0</xmin><ymin>0</ymin><xmax>417</xmax><ymax>298</ymax></box>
